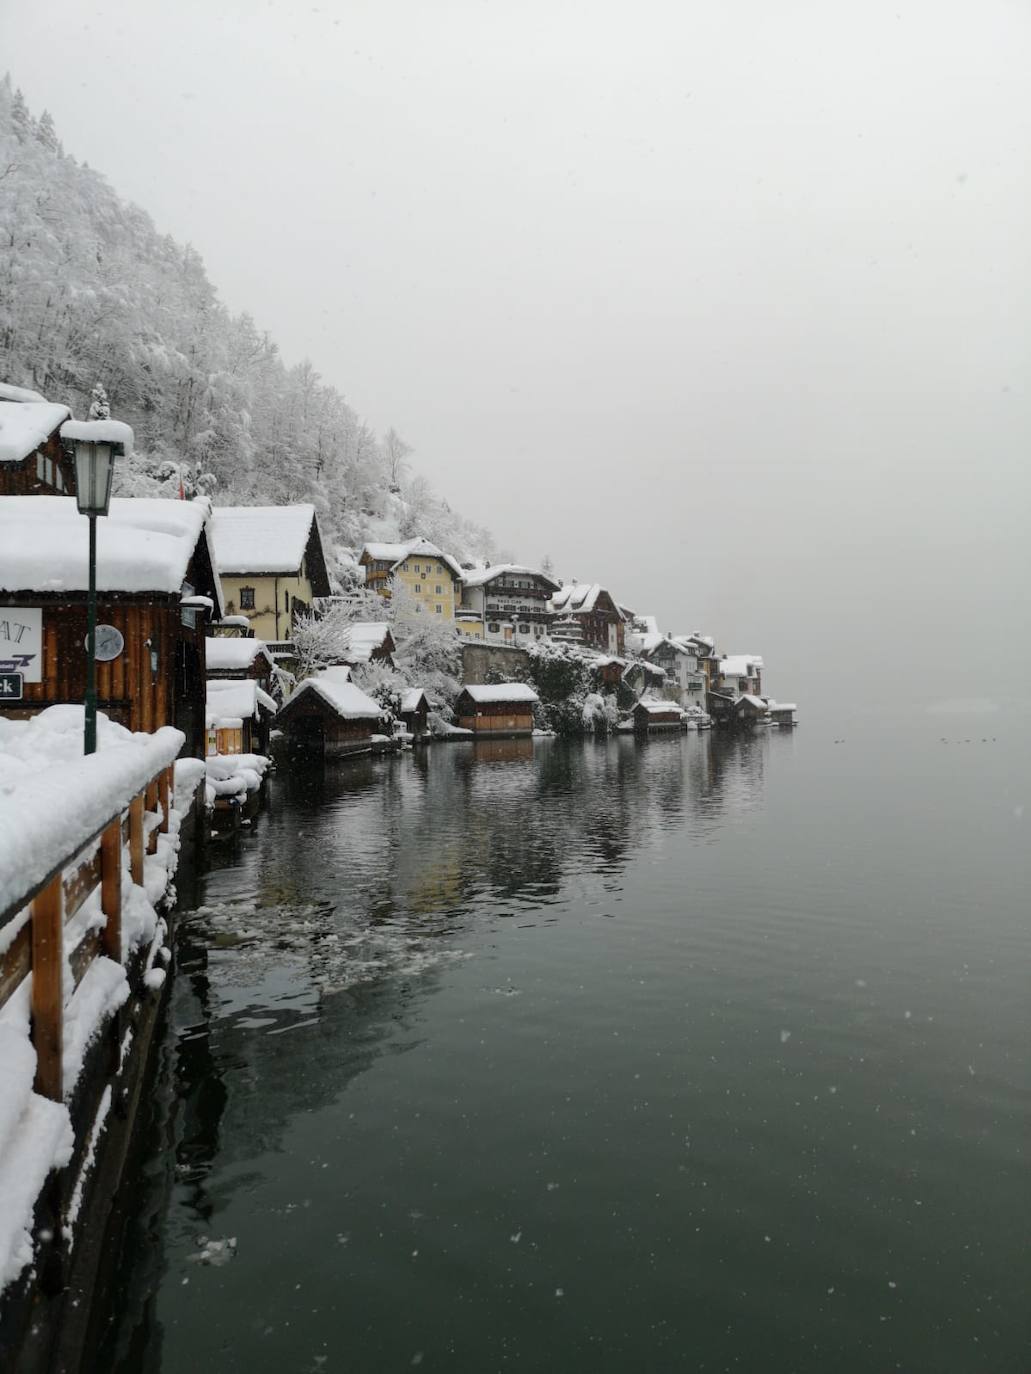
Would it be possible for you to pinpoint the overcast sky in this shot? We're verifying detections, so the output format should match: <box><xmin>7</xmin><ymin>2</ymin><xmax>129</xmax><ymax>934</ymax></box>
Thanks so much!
<box><xmin>5</xmin><ymin>0</ymin><xmax>1029</xmax><ymax>708</ymax></box>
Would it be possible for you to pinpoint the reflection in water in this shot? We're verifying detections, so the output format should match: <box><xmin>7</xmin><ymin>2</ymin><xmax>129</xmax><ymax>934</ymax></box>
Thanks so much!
<box><xmin>97</xmin><ymin>733</ymin><xmax>766</xmax><ymax>1367</ymax></box>
<box><xmin>96</xmin><ymin>728</ymin><xmax>1031</xmax><ymax>1373</ymax></box>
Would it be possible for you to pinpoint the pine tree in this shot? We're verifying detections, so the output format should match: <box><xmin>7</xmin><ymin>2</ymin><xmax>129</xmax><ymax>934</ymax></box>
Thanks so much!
<box><xmin>10</xmin><ymin>88</ymin><xmax>32</xmax><ymax>141</ymax></box>
<box><xmin>36</xmin><ymin>110</ymin><xmax>59</xmax><ymax>154</ymax></box>
<box><xmin>88</xmin><ymin>383</ymin><xmax>111</xmax><ymax>420</ymax></box>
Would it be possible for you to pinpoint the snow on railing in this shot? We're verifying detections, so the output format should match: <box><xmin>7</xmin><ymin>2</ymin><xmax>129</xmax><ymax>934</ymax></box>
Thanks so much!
<box><xmin>0</xmin><ymin>724</ymin><xmax>187</xmax><ymax>1299</ymax></box>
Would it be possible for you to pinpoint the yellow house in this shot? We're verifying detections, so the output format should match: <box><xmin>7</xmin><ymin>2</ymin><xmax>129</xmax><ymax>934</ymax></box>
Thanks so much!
<box><xmin>212</xmin><ymin>505</ymin><xmax>331</xmax><ymax>642</ymax></box>
<box><xmin>359</xmin><ymin>539</ymin><xmax>463</xmax><ymax>621</ymax></box>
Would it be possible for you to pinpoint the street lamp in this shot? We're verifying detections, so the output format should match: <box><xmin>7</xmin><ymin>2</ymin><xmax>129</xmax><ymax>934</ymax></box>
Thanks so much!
<box><xmin>61</xmin><ymin>425</ymin><xmax>127</xmax><ymax>754</ymax></box>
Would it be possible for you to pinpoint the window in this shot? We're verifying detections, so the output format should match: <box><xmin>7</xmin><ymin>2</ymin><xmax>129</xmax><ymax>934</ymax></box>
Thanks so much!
<box><xmin>36</xmin><ymin>453</ymin><xmax>44</xmax><ymax>481</ymax></box>
<box><xmin>738</xmin><ymin>678</ymin><xmax>748</xmax><ymax>691</ymax></box>
<box><xmin>488</xmin><ymin>622</ymin><xmax>500</xmax><ymax>633</ymax></box>
<box><xmin>240</xmin><ymin>587</ymin><xmax>255</xmax><ymax>609</ymax></box>
<box><xmin>436</xmin><ymin>585</ymin><xmax>443</xmax><ymax>594</ymax></box>
<box><xmin>435</xmin><ymin>605</ymin><xmax>443</xmax><ymax>614</ymax></box>
<box><xmin>284</xmin><ymin>590</ymin><xmax>290</xmax><ymax>612</ymax></box>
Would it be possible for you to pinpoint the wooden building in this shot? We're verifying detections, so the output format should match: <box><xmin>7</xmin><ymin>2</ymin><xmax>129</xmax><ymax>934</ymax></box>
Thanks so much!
<box><xmin>454</xmin><ymin>683</ymin><xmax>539</xmax><ymax>737</ymax></box>
<box><xmin>212</xmin><ymin>505</ymin><xmax>331</xmax><ymax>644</ymax></box>
<box><xmin>0</xmin><ymin>389</ymin><xmax>75</xmax><ymax>496</ymax></box>
<box><xmin>206</xmin><ymin>679</ymin><xmax>277</xmax><ymax>756</ymax></box>
<box><xmin>399</xmin><ymin>687</ymin><xmax>430</xmax><ymax>740</ymax></box>
<box><xmin>459</xmin><ymin>564</ymin><xmax>561</xmax><ymax>641</ymax></box>
<box><xmin>547</xmin><ymin>583</ymin><xmax>627</xmax><ymax>655</ymax></box>
<box><xmin>276</xmin><ymin>668</ymin><xmax>386</xmax><ymax>758</ymax></box>
<box><xmin>632</xmin><ymin>700</ymin><xmax>684</xmax><ymax>733</ymax></box>
<box><xmin>205</xmin><ymin>634</ymin><xmax>275</xmax><ymax>691</ymax></box>
<box><xmin>0</xmin><ymin>496</ymin><xmax>223</xmax><ymax>757</ymax></box>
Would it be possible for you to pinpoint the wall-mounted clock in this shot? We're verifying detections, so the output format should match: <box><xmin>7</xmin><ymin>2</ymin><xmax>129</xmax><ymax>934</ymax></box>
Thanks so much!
<box><xmin>87</xmin><ymin>624</ymin><xmax>125</xmax><ymax>662</ymax></box>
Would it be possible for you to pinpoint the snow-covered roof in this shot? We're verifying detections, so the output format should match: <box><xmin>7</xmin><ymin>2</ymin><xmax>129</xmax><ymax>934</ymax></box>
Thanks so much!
<box><xmin>768</xmin><ymin>701</ymin><xmax>797</xmax><ymax>712</ymax></box>
<box><xmin>0</xmin><ymin>382</ymin><xmax>48</xmax><ymax>404</ymax></box>
<box><xmin>206</xmin><ymin>679</ymin><xmax>277</xmax><ymax>726</ymax></box>
<box><xmin>635</xmin><ymin>699</ymin><xmax>682</xmax><ymax>715</ymax></box>
<box><xmin>212</xmin><ymin>504</ymin><xmax>318</xmax><ymax>575</ymax></box>
<box><xmin>281</xmin><ymin>667</ymin><xmax>384</xmax><ymax>721</ymax></box>
<box><xmin>205</xmin><ymin>637</ymin><xmax>274</xmax><ymax>674</ymax></box>
<box><xmin>335</xmin><ymin>621</ymin><xmax>393</xmax><ymax>664</ymax></box>
<box><xmin>360</xmin><ymin>538</ymin><xmax>464</xmax><ymax>582</ymax></box>
<box><xmin>719</xmin><ymin>654</ymin><xmax>764</xmax><ymax>677</ymax></box>
<box><xmin>59</xmin><ymin>418</ymin><xmax>134</xmax><ymax>453</ymax></box>
<box><xmin>548</xmin><ymin>582</ymin><xmax>626</xmax><ymax>619</ymax></box>
<box><xmin>738</xmin><ymin>694</ymin><xmax>768</xmax><ymax>710</ymax></box>
<box><xmin>0</xmin><ymin>496</ymin><xmax>224</xmax><ymax>614</ymax></box>
<box><xmin>0</xmin><ymin>401</ymin><xmax>71</xmax><ymax>464</ymax></box>
<box><xmin>400</xmin><ymin>688</ymin><xmax>428</xmax><ymax>713</ymax></box>
<box><xmin>461</xmin><ymin>564</ymin><xmax>560</xmax><ymax>591</ymax></box>
<box><xmin>458</xmin><ymin>683</ymin><xmax>539</xmax><ymax>704</ymax></box>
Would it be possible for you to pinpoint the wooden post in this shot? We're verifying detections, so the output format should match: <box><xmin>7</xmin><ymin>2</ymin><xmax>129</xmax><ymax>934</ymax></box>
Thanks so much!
<box><xmin>100</xmin><ymin>817</ymin><xmax>122</xmax><ymax>962</ymax></box>
<box><xmin>129</xmin><ymin>793</ymin><xmax>145</xmax><ymax>885</ymax></box>
<box><xmin>146</xmin><ymin>777</ymin><xmax>159</xmax><ymax>855</ymax></box>
<box><xmin>31</xmin><ymin>875</ymin><xmax>64</xmax><ymax>1102</ymax></box>
<box><xmin>158</xmin><ymin>766</ymin><xmax>171</xmax><ymax>834</ymax></box>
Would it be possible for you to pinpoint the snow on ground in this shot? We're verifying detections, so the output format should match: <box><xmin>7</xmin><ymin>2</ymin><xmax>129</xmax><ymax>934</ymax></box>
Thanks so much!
<box><xmin>0</xmin><ymin>707</ymin><xmax>195</xmax><ymax>1296</ymax></box>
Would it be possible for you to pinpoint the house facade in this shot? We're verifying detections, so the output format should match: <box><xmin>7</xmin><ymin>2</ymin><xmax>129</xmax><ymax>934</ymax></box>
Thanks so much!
<box><xmin>454</xmin><ymin>683</ymin><xmax>539</xmax><ymax>738</ymax></box>
<box><xmin>646</xmin><ymin>635</ymin><xmax>709</xmax><ymax>709</ymax></box>
<box><xmin>359</xmin><ymin>539</ymin><xmax>463</xmax><ymax>620</ymax></box>
<box><xmin>547</xmin><ymin>583</ymin><xmax>627</xmax><ymax>655</ymax></box>
<box><xmin>459</xmin><ymin>565</ymin><xmax>560</xmax><ymax>641</ymax></box>
<box><xmin>0</xmin><ymin>496</ymin><xmax>223</xmax><ymax>757</ymax></box>
<box><xmin>0</xmin><ymin>390</ymin><xmax>75</xmax><ymax>496</ymax></box>
<box><xmin>213</xmin><ymin>505</ymin><xmax>331</xmax><ymax>643</ymax></box>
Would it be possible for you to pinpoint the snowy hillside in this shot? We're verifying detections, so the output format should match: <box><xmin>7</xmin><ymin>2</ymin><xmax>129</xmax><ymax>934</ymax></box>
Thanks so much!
<box><xmin>0</xmin><ymin>79</ymin><xmax>496</xmax><ymax>566</ymax></box>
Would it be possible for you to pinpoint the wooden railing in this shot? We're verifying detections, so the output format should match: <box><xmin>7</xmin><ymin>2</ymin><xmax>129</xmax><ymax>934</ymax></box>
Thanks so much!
<box><xmin>0</xmin><ymin>762</ymin><xmax>174</xmax><ymax>1103</ymax></box>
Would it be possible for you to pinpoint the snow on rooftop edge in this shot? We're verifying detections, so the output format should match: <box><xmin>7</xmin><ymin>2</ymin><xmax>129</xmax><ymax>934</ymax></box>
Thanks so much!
<box><xmin>459</xmin><ymin>683</ymin><xmax>539</xmax><ymax>704</ymax></box>
<box><xmin>0</xmin><ymin>401</ymin><xmax>71</xmax><ymax>464</ymax></box>
<box><xmin>211</xmin><ymin>505</ymin><xmax>316</xmax><ymax>574</ymax></box>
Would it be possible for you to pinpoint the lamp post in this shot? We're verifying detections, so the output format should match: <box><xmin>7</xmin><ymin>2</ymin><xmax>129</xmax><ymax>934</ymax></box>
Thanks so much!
<box><xmin>68</xmin><ymin>439</ymin><xmax>117</xmax><ymax>754</ymax></box>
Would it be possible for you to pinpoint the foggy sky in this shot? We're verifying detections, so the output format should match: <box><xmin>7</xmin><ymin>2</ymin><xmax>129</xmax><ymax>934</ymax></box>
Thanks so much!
<box><xmin>4</xmin><ymin>0</ymin><xmax>1029</xmax><ymax>712</ymax></box>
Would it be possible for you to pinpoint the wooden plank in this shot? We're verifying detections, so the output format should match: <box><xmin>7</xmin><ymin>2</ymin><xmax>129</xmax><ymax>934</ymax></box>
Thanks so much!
<box><xmin>31</xmin><ymin>876</ymin><xmax>64</xmax><ymax>1102</ymax></box>
<box><xmin>63</xmin><ymin>851</ymin><xmax>102</xmax><ymax>922</ymax></box>
<box><xmin>0</xmin><ymin>922</ymin><xmax>31</xmax><ymax>1012</ymax></box>
<box><xmin>69</xmin><ymin>928</ymin><xmax>103</xmax><ymax>990</ymax></box>
<box><xmin>158</xmin><ymin>766</ymin><xmax>172</xmax><ymax>834</ymax></box>
<box><xmin>129</xmin><ymin>794</ymin><xmax>144</xmax><ymax>886</ymax></box>
<box><xmin>100</xmin><ymin>818</ymin><xmax>122</xmax><ymax>962</ymax></box>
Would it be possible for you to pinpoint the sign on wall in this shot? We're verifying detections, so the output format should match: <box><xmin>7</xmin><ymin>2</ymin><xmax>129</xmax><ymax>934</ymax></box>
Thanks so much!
<box><xmin>0</xmin><ymin>608</ymin><xmax>43</xmax><ymax>684</ymax></box>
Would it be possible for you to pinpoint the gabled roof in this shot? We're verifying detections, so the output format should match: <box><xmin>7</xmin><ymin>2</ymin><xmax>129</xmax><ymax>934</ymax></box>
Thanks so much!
<box><xmin>359</xmin><ymin>538</ymin><xmax>464</xmax><ymax>583</ymax></box>
<box><xmin>400</xmin><ymin>687</ymin><xmax>428</xmax><ymax>713</ymax></box>
<box><xmin>278</xmin><ymin>667</ymin><xmax>384</xmax><ymax>722</ymax></box>
<box><xmin>334</xmin><ymin>621</ymin><xmax>395</xmax><ymax>664</ymax></box>
<box><xmin>461</xmin><ymin>564</ymin><xmax>561</xmax><ymax>591</ymax></box>
<box><xmin>0</xmin><ymin>400</ymin><xmax>71</xmax><ymax>464</ymax></box>
<box><xmin>548</xmin><ymin>582</ymin><xmax>626</xmax><ymax>619</ymax></box>
<box><xmin>206</xmin><ymin>678</ymin><xmax>277</xmax><ymax>726</ymax></box>
<box><xmin>205</xmin><ymin>637</ymin><xmax>275</xmax><ymax>674</ymax></box>
<box><xmin>0</xmin><ymin>382</ymin><xmax>48</xmax><ymax>403</ymax></box>
<box><xmin>719</xmin><ymin>654</ymin><xmax>764</xmax><ymax>677</ymax></box>
<box><xmin>0</xmin><ymin>495</ymin><xmax>224</xmax><ymax>614</ymax></box>
<box><xmin>212</xmin><ymin>504</ymin><xmax>330</xmax><ymax>593</ymax></box>
<box><xmin>456</xmin><ymin>683</ymin><xmax>539</xmax><ymax>705</ymax></box>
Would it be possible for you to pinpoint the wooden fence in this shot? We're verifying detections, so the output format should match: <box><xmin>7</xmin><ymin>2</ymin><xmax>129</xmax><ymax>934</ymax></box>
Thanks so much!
<box><xmin>0</xmin><ymin>763</ymin><xmax>174</xmax><ymax>1103</ymax></box>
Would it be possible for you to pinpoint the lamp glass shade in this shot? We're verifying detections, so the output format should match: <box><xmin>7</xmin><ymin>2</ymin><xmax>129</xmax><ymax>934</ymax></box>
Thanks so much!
<box><xmin>73</xmin><ymin>441</ymin><xmax>116</xmax><ymax>516</ymax></box>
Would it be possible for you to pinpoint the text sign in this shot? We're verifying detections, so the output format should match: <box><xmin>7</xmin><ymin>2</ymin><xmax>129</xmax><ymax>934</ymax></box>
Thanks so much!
<box><xmin>0</xmin><ymin>673</ymin><xmax>24</xmax><ymax>701</ymax></box>
<box><xmin>0</xmin><ymin>608</ymin><xmax>42</xmax><ymax>683</ymax></box>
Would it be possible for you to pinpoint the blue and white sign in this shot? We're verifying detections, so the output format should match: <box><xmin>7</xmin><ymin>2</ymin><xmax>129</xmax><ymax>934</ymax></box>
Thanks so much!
<box><xmin>0</xmin><ymin>608</ymin><xmax>42</xmax><ymax>684</ymax></box>
<box><xmin>0</xmin><ymin>672</ymin><xmax>23</xmax><ymax>701</ymax></box>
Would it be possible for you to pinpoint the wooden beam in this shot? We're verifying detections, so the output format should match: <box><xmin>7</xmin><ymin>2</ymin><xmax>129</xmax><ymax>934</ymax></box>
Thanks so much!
<box><xmin>158</xmin><ymin>766</ymin><xmax>172</xmax><ymax>834</ymax></box>
<box><xmin>129</xmin><ymin>794</ymin><xmax>145</xmax><ymax>886</ymax></box>
<box><xmin>31</xmin><ymin>875</ymin><xmax>64</xmax><ymax>1102</ymax></box>
<box><xmin>100</xmin><ymin>818</ymin><xmax>122</xmax><ymax>962</ymax></box>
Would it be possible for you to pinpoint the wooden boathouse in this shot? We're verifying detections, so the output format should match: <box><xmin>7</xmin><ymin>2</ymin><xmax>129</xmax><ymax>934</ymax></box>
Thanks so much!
<box><xmin>454</xmin><ymin>683</ymin><xmax>539</xmax><ymax>737</ymax></box>
<box><xmin>632</xmin><ymin>699</ymin><xmax>684</xmax><ymax>733</ymax></box>
<box><xmin>276</xmin><ymin>668</ymin><xmax>388</xmax><ymax>757</ymax></box>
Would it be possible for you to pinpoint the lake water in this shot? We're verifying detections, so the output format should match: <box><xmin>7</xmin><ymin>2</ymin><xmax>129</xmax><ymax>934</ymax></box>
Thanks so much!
<box><xmin>95</xmin><ymin>720</ymin><xmax>1030</xmax><ymax>1372</ymax></box>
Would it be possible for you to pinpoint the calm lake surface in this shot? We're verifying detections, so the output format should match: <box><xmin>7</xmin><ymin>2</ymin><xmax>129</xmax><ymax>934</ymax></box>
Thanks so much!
<box><xmin>96</xmin><ymin>720</ymin><xmax>1030</xmax><ymax>1372</ymax></box>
